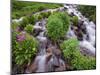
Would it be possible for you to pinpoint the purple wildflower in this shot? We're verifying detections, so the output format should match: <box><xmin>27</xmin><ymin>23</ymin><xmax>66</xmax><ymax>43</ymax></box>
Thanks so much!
<box><xmin>16</xmin><ymin>31</ymin><xmax>26</xmax><ymax>42</ymax></box>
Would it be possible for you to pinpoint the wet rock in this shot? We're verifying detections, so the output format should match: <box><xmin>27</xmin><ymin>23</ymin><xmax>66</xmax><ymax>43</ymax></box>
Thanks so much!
<box><xmin>78</xmin><ymin>20</ymin><xmax>84</xmax><ymax>28</ymax></box>
<box><xmin>46</xmin><ymin>47</ymin><xmax>52</xmax><ymax>53</ymax></box>
<box><xmin>52</xmin><ymin>55</ymin><xmax>60</xmax><ymax>67</ymax></box>
<box><xmin>38</xmin><ymin>22</ymin><xmax>43</xmax><ymax>26</ymax></box>
<box><xmin>25</xmin><ymin>60</ymin><xmax>38</xmax><ymax>73</ymax></box>
<box><xmin>79</xmin><ymin>40</ymin><xmax>95</xmax><ymax>56</ymax></box>
<box><xmin>77</xmin><ymin>20</ymin><xmax>87</xmax><ymax>34</ymax></box>
<box><xmin>86</xmin><ymin>34</ymin><xmax>89</xmax><ymax>41</ymax></box>
<box><xmin>46</xmin><ymin>52</ymin><xmax>53</xmax><ymax>64</ymax></box>
<box><xmin>80</xmin><ymin>47</ymin><xmax>95</xmax><ymax>57</ymax></box>
<box><xmin>33</xmin><ymin>26</ymin><xmax>43</xmax><ymax>36</ymax></box>
<box><xmin>33</xmin><ymin>29</ymin><xmax>43</xmax><ymax>36</ymax></box>
<box><xmin>46</xmin><ymin>39</ymin><xmax>52</xmax><ymax>48</ymax></box>
<box><xmin>54</xmin><ymin>59</ymin><xmax>66</xmax><ymax>71</ymax></box>
<box><xmin>47</xmin><ymin>47</ymin><xmax>66</xmax><ymax>71</ymax></box>
<box><xmin>53</xmin><ymin>49</ymin><xmax>61</xmax><ymax>58</ymax></box>
<box><xmin>70</xmin><ymin>12</ymin><xmax>75</xmax><ymax>17</ymax></box>
<box><xmin>71</xmin><ymin>25</ymin><xmax>74</xmax><ymax>30</ymax></box>
<box><xmin>81</xmin><ymin>25</ymin><xmax>87</xmax><ymax>34</ymax></box>
<box><xmin>77</xmin><ymin>32</ymin><xmax>83</xmax><ymax>41</ymax></box>
<box><xmin>74</xmin><ymin>27</ymin><xmax>83</xmax><ymax>41</ymax></box>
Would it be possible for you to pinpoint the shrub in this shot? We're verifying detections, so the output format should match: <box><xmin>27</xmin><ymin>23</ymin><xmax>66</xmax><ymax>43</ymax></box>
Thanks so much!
<box><xmin>72</xmin><ymin>53</ymin><xmax>96</xmax><ymax>70</ymax></box>
<box><xmin>60</xmin><ymin>38</ymin><xmax>79</xmax><ymax>60</ymax></box>
<box><xmin>47</xmin><ymin>17</ymin><xmax>64</xmax><ymax>41</ymax></box>
<box><xmin>20</xmin><ymin>16</ymin><xmax>29</xmax><ymax>28</ymax></box>
<box><xmin>47</xmin><ymin>12</ymin><xmax>70</xmax><ymax>42</ymax></box>
<box><xmin>72</xmin><ymin>16</ymin><xmax>79</xmax><ymax>26</ymax></box>
<box><xmin>24</xmin><ymin>24</ymin><xmax>33</xmax><ymax>34</ymax></box>
<box><xmin>34</xmin><ymin>14</ymin><xmax>43</xmax><ymax>21</ymax></box>
<box><xmin>12</xmin><ymin>32</ymin><xmax>38</xmax><ymax>65</ymax></box>
<box><xmin>38</xmin><ymin>14</ymin><xmax>43</xmax><ymax>20</ymax></box>
<box><xmin>60</xmin><ymin>38</ymin><xmax>96</xmax><ymax>70</ymax></box>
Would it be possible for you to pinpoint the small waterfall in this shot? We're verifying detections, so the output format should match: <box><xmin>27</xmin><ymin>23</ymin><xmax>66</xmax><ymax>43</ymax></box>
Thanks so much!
<box><xmin>35</xmin><ymin>55</ymin><xmax>47</xmax><ymax>72</ymax></box>
<box><xmin>25</xmin><ymin>19</ymin><xmax>48</xmax><ymax>73</ymax></box>
<box><xmin>64</xmin><ymin>4</ymin><xmax>96</xmax><ymax>56</ymax></box>
<box><xmin>33</xmin><ymin>19</ymin><xmax>66</xmax><ymax>72</ymax></box>
<box><xmin>66</xmin><ymin>25</ymin><xmax>77</xmax><ymax>38</ymax></box>
<box><xmin>33</xmin><ymin>19</ymin><xmax>48</xmax><ymax>72</ymax></box>
<box><xmin>35</xmin><ymin>20</ymin><xmax>47</xmax><ymax>55</ymax></box>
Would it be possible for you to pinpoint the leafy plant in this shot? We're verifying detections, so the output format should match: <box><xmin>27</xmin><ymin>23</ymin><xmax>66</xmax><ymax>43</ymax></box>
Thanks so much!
<box><xmin>20</xmin><ymin>16</ymin><xmax>29</xmax><ymax>28</ymax></box>
<box><xmin>72</xmin><ymin>53</ymin><xmax>96</xmax><ymax>70</ymax></box>
<box><xmin>60</xmin><ymin>38</ymin><xmax>96</xmax><ymax>70</ymax></box>
<box><xmin>38</xmin><ymin>14</ymin><xmax>43</xmax><ymax>20</ymax></box>
<box><xmin>47</xmin><ymin>12</ymin><xmax>70</xmax><ymax>42</ymax></box>
<box><xmin>12</xmin><ymin>32</ymin><xmax>38</xmax><ymax>65</ymax></box>
<box><xmin>47</xmin><ymin>17</ymin><xmax>64</xmax><ymax>41</ymax></box>
<box><xmin>24</xmin><ymin>24</ymin><xmax>33</xmax><ymax>34</ymax></box>
<box><xmin>29</xmin><ymin>14</ymin><xmax>35</xmax><ymax>25</ymax></box>
<box><xmin>34</xmin><ymin>14</ymin><xmax>43</xmax><ymax>21</ymax></box>
<box><xmin>60</xmin><ymin>38</ymin><xmax>79</xmax><ymax>59</ymax></box>
<box><xmin>72</xmin><ymin>16</ymin><xmax>78</xmax><ymax>26</ymax></box>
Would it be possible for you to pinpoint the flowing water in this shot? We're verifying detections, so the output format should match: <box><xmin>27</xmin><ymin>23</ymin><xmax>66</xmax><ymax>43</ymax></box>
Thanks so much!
<box><xmin>33</xmin><ymin>19</ymin><xmax>47</xmax><ymax>72</ymax></box>
<box><xmin>65</xmin><ymin>4</ymin><xmax>96</xmax><ymax>56</ymax></box>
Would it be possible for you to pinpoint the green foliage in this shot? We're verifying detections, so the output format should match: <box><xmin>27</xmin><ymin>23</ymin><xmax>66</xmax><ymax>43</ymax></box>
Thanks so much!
<box><xmin>12</xmin><ymin>32</ymin><xmax>38</xmax><ymax>65</ymax></box>
<box><xmin>29</xmin><ymin>14</ymin><xmax>35</xmax><ymax>25</ymax></box>
<box><xmin>60</xmin><ymin>38</ymin><xmax>79</xmax><ymax>59</ymax></box>
<box><xmin>47</xmin><ymin>18</ymin><xmax>64</xmax><ymax>41</ymax></box>
<box><xmin>78</xmin><ymin>5</ymin><xmax>96</xmax><ymax>23</ymax></box>
<box><xmin>47</xmin><ymin>12</ymin><xmax>70</xmax><ymax>41</ymax></box>
<box><xmin>60</xmin><ymin>38</ymin><xmax>96</xmax><ymax>70</ymax></box>
<box><xmin>72</xmin><ymin>53</ymin><xmax>96</xmax><ymax>70</ymax></box>
<box><xmin>24</xmin><ymin>24</ymin><xmax>33</xmax><ymax>34</ymax></box>
<box><xmin>20</xmin><ymin>16</ymin><xmax>29</xmax><ymax>28</ymax></box>
<box><xmin>37</xmin><ymin>14</ymin><xmax>43</xmax><ymax>21</ymax></box>
<box><xmin>72</xmin><ymin>16</ymin><xmax>79</xmax><ymax>26</ymax></box>
<box><xmin>11</xmin><ymin>21</ymin><xmax>20</xmax><ymax>30</ymax></box>
<box><xmin>34</xmin><ymin>14</ymin><xmax>43</xmax><ymax>21</ymax></box>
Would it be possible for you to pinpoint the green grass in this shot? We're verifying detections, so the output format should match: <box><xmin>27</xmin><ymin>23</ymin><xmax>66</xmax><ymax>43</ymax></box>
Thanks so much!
<box><xmin>12</xmin><ymin>0</ymin><xmax>63</xmax><ymax>19</ymax></box>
